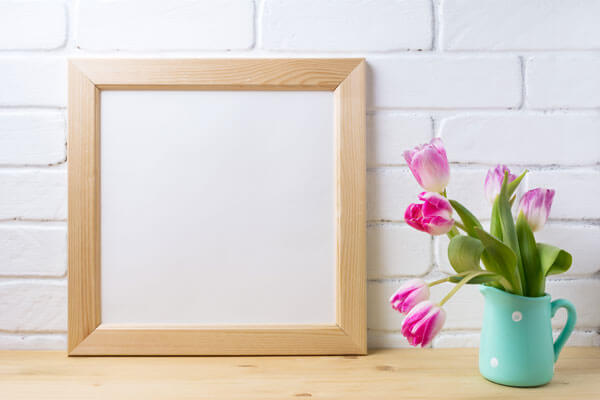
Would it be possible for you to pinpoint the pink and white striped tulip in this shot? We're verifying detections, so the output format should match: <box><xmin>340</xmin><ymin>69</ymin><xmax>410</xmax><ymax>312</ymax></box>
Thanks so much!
<box><xmin>403</xmin><ymin>138</ymin><xmax>450</xmax><ymax>193</ymax></box>
<box><xmin>401</xmin><ymin>300</ymin><xmax>446</xmax><ymax>347</ymax></box>
<box><xmin>484</xmin><ymin>165</ymin><xmax>516</xmax><ymax>204</ymax></box>
<box><xmin>404</xmin><ymin>192</ymin><xmax>454</xmax><ymax>236</ymax></box>
<box><xmin>518</xmin><ymin>188</ymin><xmax>555</xmax><ymax>232</ymax></box>
<box><xmin>389</xmin><ymin>279</ymin><xmax>430</xmax><ymax>314</ymax></box>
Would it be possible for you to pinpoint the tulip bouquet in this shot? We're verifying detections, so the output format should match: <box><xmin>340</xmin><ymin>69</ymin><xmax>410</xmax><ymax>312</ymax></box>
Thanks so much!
<box><xmin>389</xmin><ymin>139</ymin><xmax>572</xmax><ymax>347</ymax></box>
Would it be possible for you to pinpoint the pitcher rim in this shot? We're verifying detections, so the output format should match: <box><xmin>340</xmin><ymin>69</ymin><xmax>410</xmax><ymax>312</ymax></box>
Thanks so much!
<box><xmin>479</xmin><ymin>285</ymin><xmax>551</xmax><ymax>302</ymax></box>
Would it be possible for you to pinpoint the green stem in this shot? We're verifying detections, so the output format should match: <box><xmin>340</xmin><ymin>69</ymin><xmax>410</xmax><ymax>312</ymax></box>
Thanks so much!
<box><xmin>454</xmin><ymin>221</ymin><xmax>467</xmax><ymax>232</ymax></box>
<box><xmin>439</xmin><ymin>271</ymin><xmax>488</xmax><ymax>306</ymax></box>
<box><xmin>427</xmin><ymin>277</ymin><xmax>450</xmax><ymax>287</ymax></box>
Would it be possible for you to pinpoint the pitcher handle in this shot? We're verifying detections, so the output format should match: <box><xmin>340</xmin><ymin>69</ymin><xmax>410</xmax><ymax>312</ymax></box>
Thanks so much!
<box><xmin>550</xmin><ymin>299</ymin><xmax>577</xmax><ymax>362</ymax></box>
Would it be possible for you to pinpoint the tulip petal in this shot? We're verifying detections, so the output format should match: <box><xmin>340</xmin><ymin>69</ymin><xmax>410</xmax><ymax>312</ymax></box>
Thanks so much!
<box><xmin>404</xmin><ymin>139</ymin><xmax>450</xmax><ymax>192</ymax></box>
<box><xmin>401</xmin><ymin>301</ymin><xmax>446</xmax><ymax>348</ymax></box>
<box><xmin>406</xmin><ymin>193</ymin><xmax>454</xmax><ymax>236</ymax></box>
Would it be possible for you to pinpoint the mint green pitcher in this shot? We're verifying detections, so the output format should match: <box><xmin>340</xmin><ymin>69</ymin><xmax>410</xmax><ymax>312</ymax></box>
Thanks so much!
<box><xmin>479</xmin><ymin>286</ymin><xmax>577</xmax><ymax>387</ymax></box>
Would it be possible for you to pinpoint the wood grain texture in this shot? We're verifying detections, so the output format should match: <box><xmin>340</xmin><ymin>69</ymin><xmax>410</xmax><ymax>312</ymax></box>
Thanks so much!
<box><xmin>1</xmin><ymin>348</ymin><xmax>599</xmax><ymax>399</ymax></box>
<box><xmin>334</xmin><ymin>61</ymin><xmax>367</xmax><ymax>354</ymax></box>
<box><xmin>68</xmin><ymin>61</ymin><xmax>101</xmax><ymax>353</ymax></box>
<box><xmin>70</xmin><ymin>58</ymin><xmax>364</xmax><ymax>90</ymax></box>
<box><xmin>70</xmin><ymin>324</ymin><xmax>358</xmax><ymax>356</ymax></box>
<box><xmin>67</xmin><ymin>58</ymin><xmax>367</xmax><ymax>355</ymax></box>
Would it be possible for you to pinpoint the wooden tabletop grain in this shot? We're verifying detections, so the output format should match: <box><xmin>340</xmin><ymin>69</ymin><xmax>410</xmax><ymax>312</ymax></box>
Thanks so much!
<box><xmin>1</xmin><ymin>348</ymin><xmax>598</xmax><ymax>399</ymax></box>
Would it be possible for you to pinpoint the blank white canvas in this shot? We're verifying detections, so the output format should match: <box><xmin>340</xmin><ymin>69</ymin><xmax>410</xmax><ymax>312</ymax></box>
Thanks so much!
<box><xmin>100</xmin><ymin>90</ymin><xmax>335</xmax><ymax>325</ymax></box>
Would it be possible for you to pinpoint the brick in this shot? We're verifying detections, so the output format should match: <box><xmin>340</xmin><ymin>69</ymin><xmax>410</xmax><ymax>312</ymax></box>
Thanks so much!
<box><xmin>0</xmin><ymin>280</ymin><xmax>66</xmax><ymax>331</ymax></box>
<box><xmin>526</xmin><ymin>169</ymin><xmax>600</xmax><ymax>219</ymax></box>
<box><xmin>0</xmin><ymin>58</ymin><xmax>66</xmax><ymax>107</ymax></box>
<box><xmin>0</xmin><ymin>223</ymin><xmax>66</xmax><ymax>277</ymax></box>
<box><xmin>526</xmin><ymin>55</ymin><xmax>600</xmax><ymax>109</ymax></box>
<box><xmin>368</xmin><ymin>331</ymin><xmax>413</xmax><ymax>349</ymax></box>
<box><xmin>435</xmin><ymin>235</ymin><xmax>454</xmax><ymax>275</ymax></box>
<box><xmin>261</xmin><ymin>0</ymin><xmax>431</xmax><ymax>51</ymax></box>
<box><xmin>433</xmin><ymin>332</ymin><xmax>479</xmax><ymax>348</ymax></box>
<box><xmin>0</xmin><ymin>169</ymin><xmax>67</xmax><ymax>220</ymax></box>
<box><xmin>443</xmin><ymin>168</ymin><xmax>493</xmax><ymax>220</ymax></box>
<box><xmin>442</xmin><ymin>0</ymin><xmax>600</xmax><ymax>51</ymax></box>
<box><xmin>367</xmin><ymin>168</ymin><xmax>422</xmax><ymax>221</ymax></box>
<box><xmin>368</xmin><ymin>56</ymin><xmax>521</xmax><ymax>109</ymax></box>
<box><xmin>367</xmin><ymin>223</ymin><xmax>431</xmax><ymax>279</ymax></box>
<box><xmin>439</xmin><ymin>113</ymin><xmax>600</xmax><ymax>166</ymax></box>
<box><xmin>0</xmin><ymin>112</ymin><xmax>66</xmax><ymax>165</ymax></box>
<box><xmin>433</xmin><ymin>330</ymin><xmax>600</xmax><ymax>348</ymax></box>
<box><xmin>555</xmin><ymin>330</ymin><xmax>600</xmax><ymax>347</ymax></box>
<box><xmin>0</xmin><ymin>1</ymin><xmax>66</xmax><ymax>50</ymax></box>
<box><xmin>367</xmin><ymin>113</ymin><xmax>432</xmax><ymax>167</ymax></box>
<box><xmin>535</xmin><ymin>223</ymin><xmax>600</xmax><ymax>276</ymax></box>
<box><xmin>77</xmin><ymin>0</ymin><xmax>254</xmax><ymax>51</ymax></box>
<box><xmin>547</xmin><ymin>280</ymin><xmax>600</xmax><ymax>329</ymax></box>
<box><xmin>0</xmin><ymin>333</ymin><xmax>66</xmax><ymax>350</ymax></box>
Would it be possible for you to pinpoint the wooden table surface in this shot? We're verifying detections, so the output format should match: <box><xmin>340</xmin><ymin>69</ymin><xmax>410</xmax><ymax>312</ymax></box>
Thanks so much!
<box><xmin>1</xmin><ymin>348</ymin><xmax>598</xmax><ymax>399</ymax></box>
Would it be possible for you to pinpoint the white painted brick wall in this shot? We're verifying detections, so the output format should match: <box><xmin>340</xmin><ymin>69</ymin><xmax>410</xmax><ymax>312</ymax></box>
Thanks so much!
<box><xmin>0</xmin><ymin>0</ymin><xmax>598</xmax><ymax>350</ymax></box>
<box><xmin>261</xmin><ymin>0</ymin><xmax>432</xmax><ymax>52</ymax></box>
<box><xmin>0</xmin><ymin>169</ymin><xmax>67</xmax><ymax>220</ymax></box>
<box><xmin>77</xmin><ymin>0</ymin><xmax>255</xmax><ymax>51</ymax></box>
<box><xmin>0</xmin><ymin>280</ymin><xmax>67</xmax><ymax>331</ymax></box>
<box><xmin>0</xmin><ymin>111</ymin><xmax>66</xmax><ymax>165</ymax></box>
<box><xmin>368</xmin><ymin>56</ymin><xmax>522</xmax><ymax>109</ymax></box>
<box><xmin>526</xmin><ymin>169</ymin><xmax>600</xmax><ymax>219</ymax></box>
<box><xmin>526</xmin><ymin>55</ymin><xmax>600</xmax><ymax>109</ymax></box>
<box><xmin>367</xmin><ymin>113</ymin><xmax>432</xmax><ymax>167</ymax></box>
<box><xmin>441</xmin><ymin>0</ymin><xmax>600</xmax><ymax>51</ymax></box>
<box><xmin>439</xmin><ymin>113</ymin><xmax>600</xmax><ymax>166</ymax></box>
<box><xmin>0</xmin><ymin>58</ymin><xmax>66</xmax><ymax>107</ymax></box>
<box><xmin>367</xmin><ymin>223</ymin><xmax>431</xmax><ymax>279</ymax></box>
<box><xmin>0</xmin><ymin>1</ymin><xmax>67</xmax><ymax>50</ymax></box>
<box><xmin>0</xmin><ymin>222</ymin><xmax>67</xmax><ymax>277</ymax></box>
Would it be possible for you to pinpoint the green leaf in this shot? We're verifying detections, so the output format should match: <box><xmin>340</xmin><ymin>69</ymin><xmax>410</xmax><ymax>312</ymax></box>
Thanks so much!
<box><xmin>449</xmin><ymin>200</ymin><xmax>483</xmax><ymax>238</ymax></box>
<box><xmin>475</xmin><ymin>227</ymin><xmax>522</xmax><ymax>295</ymax></box>
<box><xmin>516</xmin><ymin>212</ymin><xmax>544</xmax><ymax>297</ymax></box>
<box><xmin>538</xmin><ymin>243</ymin><xmax>573</xmax><ymax>277</ymax></box>
<box><xmin>497</xmin><ymin>171</ymin><xmax>525</xmax><ymax>294</ymax></box>
<box><xmin>507</xmin><ymin>170</ymin><xmax>528</xmax><ymax>197</ymax></box>
<box><xmin>490</xmin><ymin>198</ymin><xmax>503</xmax><ymax>241</ymax></box>
<box><xmin>490</xmin><ymin>170</ymin><xmax>527</xmax><ymax>241</ymax></box>
<box><xmin>448</xmin><ymin>235</ymin><xmax>484</xmax><ymax>273</ymax></box>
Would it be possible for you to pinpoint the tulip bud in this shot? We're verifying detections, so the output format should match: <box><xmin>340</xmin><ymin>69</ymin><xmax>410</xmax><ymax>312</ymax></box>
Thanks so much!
<box><xmin>401</xmin><ymin>300</ymin><xmax>446</xmax><ymax>347</ymax></box>
<box><xmin>518</xmin><ymin>188</ymin><xmax>555</xmax><ymax>232</ymax></box>
<box><xmin>404</xmin><ymin>192</ymin><xmax>454</xmax><ymax>236</ymax></box>
<box><xmin>403</xmin><ymin>138</ymin><xmax>450</xmax><ymax>193</ymax></box>
<box><xmin>484</xmin><ymin>165</ymin><xmax>516</xmax><ymax>204</ymax></box>
<box><xmin>389</xmin><ymin>279</ymin><xmax>430</xmax><ymax>314</ymax></box>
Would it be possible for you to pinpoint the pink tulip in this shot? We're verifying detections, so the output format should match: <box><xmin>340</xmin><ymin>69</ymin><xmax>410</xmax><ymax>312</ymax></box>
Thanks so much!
<box><xmin>401</xmin><ymin>300</ymin><xmax>446</xmax><ymax>347</ymax></box>
<box><xmin>404</xmin><ymin>192</ymin><xmax>454</xmax><ymax>236</ymax></box>
<box><xmin>403</xmin><ymin>138</ymin><xmax>450</xmax><ymax>193</ymax></box>
<box><xmin>518</xmin><ymin>188</ymin><xmax>555</xmax><ymax>232</ymax></box>
<box><xmin>484</xmin><ymin>165</ymin><xmax>516</xmax><ymax>204</ymax></box>
<box><xmin>389</xmin><ymin>279</ymin><xmax>430</xmax><ymax>314</ymax></box>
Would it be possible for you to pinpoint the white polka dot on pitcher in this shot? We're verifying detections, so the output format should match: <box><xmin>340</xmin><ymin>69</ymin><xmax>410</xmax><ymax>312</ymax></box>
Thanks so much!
<box><xmin>512</xmin><ymin>311</ymin><xmax>522</xmax><ymax>322</ymax></box>
<box><xmin>490</xmin><ymin>357</ymin><xmax>499</xmax><ymax>368</ymax></box>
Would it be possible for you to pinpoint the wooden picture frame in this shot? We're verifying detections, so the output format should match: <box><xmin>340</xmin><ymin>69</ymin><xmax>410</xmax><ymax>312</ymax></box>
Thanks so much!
<box><xmin>68</xmin><ymin>58</ymin><xmax>366</xmax><ymax>356</ymax></box>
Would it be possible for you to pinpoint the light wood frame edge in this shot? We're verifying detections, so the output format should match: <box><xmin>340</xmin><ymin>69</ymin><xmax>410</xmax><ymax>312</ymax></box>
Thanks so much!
<box><xmin>68</xmin><ymin>59</ymin><xmax>366</xmax><ymax>356</ymax></box>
